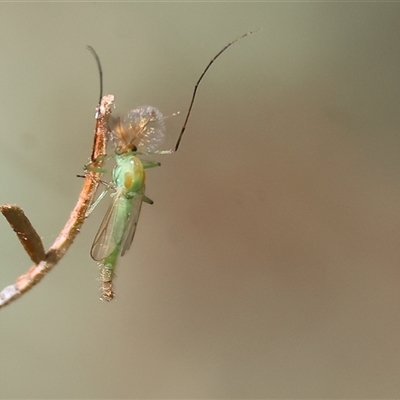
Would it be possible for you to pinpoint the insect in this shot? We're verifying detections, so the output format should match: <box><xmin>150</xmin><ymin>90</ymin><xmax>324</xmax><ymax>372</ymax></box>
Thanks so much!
<box><xmin>87</xmin><ymin>106</ymin><xmax>166</xmax><ymax>301</ymax></box>
<box><xmin>87</xmin><ymin>31</ymin><xmax>257</xmax><ymax>301</ymax></box>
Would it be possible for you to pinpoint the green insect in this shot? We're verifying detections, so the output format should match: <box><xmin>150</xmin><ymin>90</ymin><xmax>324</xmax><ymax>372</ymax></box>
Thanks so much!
<box><xmin>88</xmin><ymin>106</ymin><xmax>166</xmax><ymax>301</ymax></box>
<box><xmin>87</xmin><ymin>32</ymin><xmax>256</xmax><ymax>301</ymax></box>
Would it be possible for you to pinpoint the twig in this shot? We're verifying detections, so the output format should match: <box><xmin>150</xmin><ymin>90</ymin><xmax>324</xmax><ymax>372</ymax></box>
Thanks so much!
<box><xmin>0</xmin><ymin>205</ymin><xmax>45</xmax><ymax>264</ymax></box>
<box><xmin>0</xmin><ymin>94</ymin><xmax>114</xmax><ymax>309</ymax></box>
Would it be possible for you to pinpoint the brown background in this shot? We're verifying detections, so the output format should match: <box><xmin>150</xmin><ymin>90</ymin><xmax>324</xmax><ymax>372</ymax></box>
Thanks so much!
<box><xmin>1</xmin><ymin>2</ymin><xmax>400</xmax><ymax>398</ymax></box>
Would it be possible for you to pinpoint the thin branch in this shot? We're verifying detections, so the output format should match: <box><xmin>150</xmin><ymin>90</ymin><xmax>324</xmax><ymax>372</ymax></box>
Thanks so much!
<box><xmin>0</xmin><ymin>205</ymin><xmax>46</xmax><ymax>264</ymax></box>
<box><xmin>0</xmin><ymin>94</ymin><xmax>114</xmax><ymax>309</ymax></box>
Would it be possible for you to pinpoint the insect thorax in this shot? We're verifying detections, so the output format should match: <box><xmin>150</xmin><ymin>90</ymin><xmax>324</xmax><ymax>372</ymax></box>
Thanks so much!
<box><xmin>113</xmin><ymin>155</ymin><xmax>145</xmax><ymax>193</ymax></box>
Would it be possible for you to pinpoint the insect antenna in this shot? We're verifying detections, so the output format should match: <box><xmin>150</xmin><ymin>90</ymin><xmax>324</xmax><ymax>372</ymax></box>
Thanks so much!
<box><xmin>174</xmin><ymin>30</ymin><xmax>258</xmax><ymax>152</ymax></box>
<box><xmin>87</xmin><ymin>45</ymin><xmax>103</xmax><ymax>106</ymax></box>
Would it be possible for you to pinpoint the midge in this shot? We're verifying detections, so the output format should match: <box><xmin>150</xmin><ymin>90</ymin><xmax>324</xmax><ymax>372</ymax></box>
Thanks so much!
<box><xmin>86</xmin><ymin>31</ymin><xmax>257</xmax><ymax>301</ymax></box>
<box><xmin>86</xmin><ymin>106</ymin><xmax>167</xmax><ymax>301</ymax></box>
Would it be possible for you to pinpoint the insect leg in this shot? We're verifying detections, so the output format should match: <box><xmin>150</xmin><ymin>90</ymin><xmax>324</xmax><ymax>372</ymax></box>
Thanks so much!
<box><xmin>86</xmin><ymin>183</ymin><xmax>114</xmax><ymax>217</ymax></box>
<box><xmin>141</xmin><ymin>161</ymin><xmax>161</xmax><ymax>169</ymax></box>
<box><xmin>173</xmin><ymin>30</ymin><xmax>258</xmax><ymax>152</ymax></box>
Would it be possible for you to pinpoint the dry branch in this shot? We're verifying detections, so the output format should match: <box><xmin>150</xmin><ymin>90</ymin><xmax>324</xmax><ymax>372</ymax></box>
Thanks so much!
<box><xmin>0</xmin><ymin>94</ymin><xmax>114</xmax><ymax>309</ymax></box>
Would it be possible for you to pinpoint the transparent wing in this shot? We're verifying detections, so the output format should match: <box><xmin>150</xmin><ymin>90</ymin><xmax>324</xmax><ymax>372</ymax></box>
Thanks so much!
<box><xmin>90</xmin><ymin>193</ymin><xmax>127</xmax><ymax>262</ymax></box>
<box><xmin>120</xmin><ymin>190</ymin><xmax>145</xmax><ymax>257</ymax></box>
<box><xmin>110</xmin><ymin>106</ymin><xmax>166</xmax><ymax>153</ymax></box>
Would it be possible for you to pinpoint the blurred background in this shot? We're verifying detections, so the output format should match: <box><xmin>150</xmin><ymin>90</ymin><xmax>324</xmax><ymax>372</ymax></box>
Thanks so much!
<box><xmin>1</xmin><ymin>3</ymin><xmax>400</xmax><ymax>398</ymax></box>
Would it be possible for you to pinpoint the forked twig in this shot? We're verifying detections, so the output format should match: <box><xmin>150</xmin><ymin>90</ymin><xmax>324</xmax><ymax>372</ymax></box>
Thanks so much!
<box><xmin>0</xmin><ymin>94</ymin><xmax>114</xmax><ymax>309</ymax></box>
<box><xmin>0</xmin><ymin>31</ymin><xmax>258</xmax><ymax>308</ymax></box>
